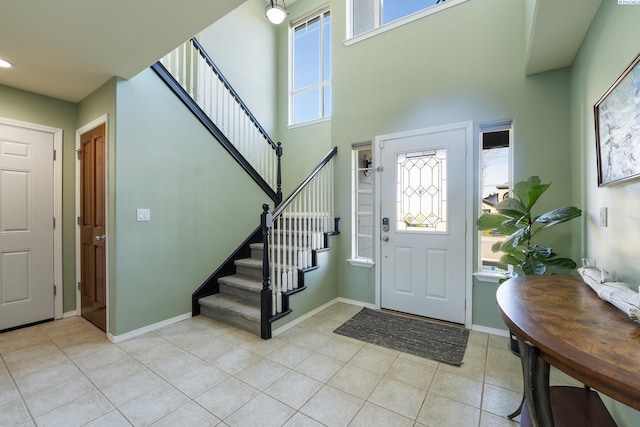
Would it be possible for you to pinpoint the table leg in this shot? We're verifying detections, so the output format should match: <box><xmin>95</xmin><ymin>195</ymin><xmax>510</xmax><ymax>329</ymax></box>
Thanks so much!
<box><xmin>518</xmin><ymin>339</ymin><xmax>554</xmax><ymax>427</ymax></box>
<box><xmin>507</xmin><ymin>393</ymin><xmax>525</xmax><ymax>419</ymax></box>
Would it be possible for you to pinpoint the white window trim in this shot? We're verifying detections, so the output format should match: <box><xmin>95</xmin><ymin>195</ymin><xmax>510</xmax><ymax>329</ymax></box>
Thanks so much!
<box><xmin>347</xmin><ymin>258</ymin><xmax>375</xmax><ymax>268</ymax></box>
<box><xmin>345</xmin><ymin>0</ymin><xmax>470</xmax><ymax>46</ymax></box>
<box><xmin>350</xmin><ymin>143</ymin><xmax>375</xmax><ymax>265</ymax></box>
<box><xmin>289</xmin><ymin>7</ymin><xmax>331</xmax><ymax>126</ymax></box>
<box><xmin>477</xmin><ymin>120</ymin><xmax>514</xmax><ymax>281</ymax></box>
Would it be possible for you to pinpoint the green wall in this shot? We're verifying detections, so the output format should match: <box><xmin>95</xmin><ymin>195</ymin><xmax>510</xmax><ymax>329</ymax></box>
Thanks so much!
<box><xmin>109</xmin><ymin>68</ymin><xmax>267</xmax><ymax>335</ymax></box>
<box><xmin>0</xmin><ymin>84</ymin><xmax>78</xmax><ymax>313</ymax></box>
<box><xmin>570</xmin><ymin>1</ymin><xmax>640</xmax><ymax>425</ymax></box>
<box><xmin>275</xmin><ymin>0</ymin><xmax>575</xmax><ymax>328</ymax></box>
<box><xmin>199</xmin><ymin>0</ymin><xmax>279</xmax><ymax>137</ymax></box>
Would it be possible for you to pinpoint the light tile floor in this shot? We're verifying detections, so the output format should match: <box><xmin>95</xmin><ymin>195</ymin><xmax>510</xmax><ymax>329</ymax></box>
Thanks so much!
<box><xmin>0</xmin><ymin>303</ymin><xmax>581</xmax><ymax>426</ymax></box>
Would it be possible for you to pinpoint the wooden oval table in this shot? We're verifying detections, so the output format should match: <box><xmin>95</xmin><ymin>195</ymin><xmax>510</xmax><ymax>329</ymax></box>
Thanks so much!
<box><xmin>496</xmin><ymin>275</ymin><xmax>640</xmax><ymax>426</ymax></box>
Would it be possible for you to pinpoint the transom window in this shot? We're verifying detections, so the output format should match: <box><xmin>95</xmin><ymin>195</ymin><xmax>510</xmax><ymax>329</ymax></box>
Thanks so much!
<box><xmin>290</xmin><ymin>9</ymin><xmax>331</xmax><ymax>126</ymax></box>
<box><xmin>351</xmin><ymin>0</ymin><xmax>446</xmax><ymax>37</ymax></box>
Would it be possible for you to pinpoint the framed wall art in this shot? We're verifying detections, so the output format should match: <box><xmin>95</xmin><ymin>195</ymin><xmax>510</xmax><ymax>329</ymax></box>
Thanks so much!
<box><xmin>594</xmin><ymin>52</ymin><xmax>640</xmax><ymax>186</ymax></box>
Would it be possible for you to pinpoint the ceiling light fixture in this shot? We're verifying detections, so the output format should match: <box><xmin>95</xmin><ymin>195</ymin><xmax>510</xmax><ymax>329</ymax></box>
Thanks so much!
<box><xmin>265</xmin><ymin>0</ymin><xmax>288</xmax><ymax>25</ymax></box>
<box><xmin>0</xmin><ymin>58</ymin><xmax>12</xmax><ymax>68</ymax></box>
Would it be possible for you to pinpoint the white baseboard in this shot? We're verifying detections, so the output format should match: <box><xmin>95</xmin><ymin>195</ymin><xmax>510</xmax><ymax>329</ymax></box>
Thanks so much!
<box><xmin>336</xmin><ymin>297</ymin><xmax>377</xmax><ymax>310</ymax></box>
<box><xmin>62</xmin><ymin>310</ymin><xmax>77</xmax><ymax>319</ymax></box>
<box><xmin>107</xmin><ymin>312</ymin><xmax>191</xmax><ymax>343</ymax></box>
<box><xmin>272</xmin><ymin>297</ymin><xmax>376</xmax><ymax>337</ymax></box>
<box><xmin>471</xmin><ymin>324</ymin><xmax>509</xmax><ymax>337</ymax></box>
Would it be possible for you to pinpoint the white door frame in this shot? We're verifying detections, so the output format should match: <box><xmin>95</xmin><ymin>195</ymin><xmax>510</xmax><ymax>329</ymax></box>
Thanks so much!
<box><xmin>374</xmin><ymin>121</ymin><xmax>474</xmax><ymax>328</ymax></box>
<box><xmin>75</xmin><ymin>114</ymin><xmax>109</xmax><ymax>333</ymax></box>
<box><xmin>0</xmin><ymin>117</ymin><xmax>63</xmax><ymax>320</ymax></box>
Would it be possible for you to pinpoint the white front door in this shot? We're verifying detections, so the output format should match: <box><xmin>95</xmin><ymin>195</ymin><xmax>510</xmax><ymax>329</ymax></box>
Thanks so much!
<box><xmin>0</xmin><ymin>122</ymin><xmax>55</xmax><ymax>330</ymax></box>
<box><xmin>377</xmin><ymin>123</ymin><xmax>470</xmax><ymax>324</ymax></box>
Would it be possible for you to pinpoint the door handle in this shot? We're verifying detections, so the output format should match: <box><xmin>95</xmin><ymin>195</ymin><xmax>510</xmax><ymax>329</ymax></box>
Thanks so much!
<box><xmin>95</xmin><ymin>235</ymin><xmax>106</xmax><ymax>241</ymax></box>
<box><xmin>382</xmin><ymin>236</ymin><xmax>389</xmax><ymax>242</ymax></box>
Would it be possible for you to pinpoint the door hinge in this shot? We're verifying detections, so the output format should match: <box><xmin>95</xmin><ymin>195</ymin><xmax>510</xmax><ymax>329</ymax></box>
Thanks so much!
<box><xmin>53</xmin><ymin>149</ymin><xmax>57</xmax><ymax>161</ymax></box>
<box><xmin>77</xmin><ymin>216</ymin><xmax>81</xmax><ymax>226</ymax></box>
<box><xmin>53</xmin><ymin>285</ymin><xmax>57</xmax><ymax>296</ymax></box>
<box><xmin>77</xmin><ymin>282</ymin><xmax>82</xmax><ymax>291</ymax></box>
<box><xmin>53</xmin><ymin>217</ymin><xmax>56</xmax><ymax>228</ymax></box>
<box><xmin>375</xmin><ymin>166</ymin><xmax>384</xmax><ymax>173</ymax></box>
<box><xmin>76</xmin><ymin>149</ymin><xmax>81</xmax><ymax>160</ymax></box>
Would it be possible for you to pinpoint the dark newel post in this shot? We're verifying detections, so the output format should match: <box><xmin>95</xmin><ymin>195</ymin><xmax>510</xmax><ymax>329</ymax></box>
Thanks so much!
<box><xmin>276</xmin><ymin>142</ymin><xmax>283</xmax><ymax>204</ymax></box>
<box><xmin>260</xmin><ymin>203</ymin><xmax>272</xmax><ymax>340</ymax></box>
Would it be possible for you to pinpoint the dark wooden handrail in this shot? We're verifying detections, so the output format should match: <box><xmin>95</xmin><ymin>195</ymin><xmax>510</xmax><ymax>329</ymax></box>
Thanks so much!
<box><xmin>190</xmin><ymin>38</ymin><xmax>277</xmax><ymax>151</ymax></box>
<box><xmin>273</xmin><ymin>146</ymin><xmax>337</xmax><ymax>217</ymax></box>
<box><xmin>151</xmin><ymin>62</ymin><xmax>281</xmax><ymax>204</ymax></box>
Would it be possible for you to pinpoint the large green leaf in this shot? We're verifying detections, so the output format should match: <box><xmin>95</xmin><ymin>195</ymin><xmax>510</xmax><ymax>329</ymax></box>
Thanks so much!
<box><xmin>496</xmin><ymin>197</ymin><xmax>526</xmax><ymax>217</ymax></box>
<box><xmin>535</xmin><ymin>206</ymin><xmax>582</xmax><ymax>224</ymax></box>
<box><xmin>513</xmin><ymin>176</ymin><xmax>550</xmax><ymax>211</ymax></box>
<box><xmin>529</xmin><ymin>245</ymin><xmax>552</xmax><ymax>260</ymax></box>
<box><xmin>489</xmin><ymin>225</ymin><xmax>520</xmax><ymax>237</ymax></box>
<box><xmin>500</xmin><ymin>254</ymin><xmax>522</xmax><ymax>266</ymax></box>
<box><xmin>531</xmin><ymin>206</ymin><xmax>582</xmax><ymax>238</ymax></box>
<box><xmin>499</xmin><ymin>226</ymin><xmax>531</xmax><ymax>251</ymax></box>
<box><xmin>522</xmin><ymin>257</ymin><xmax>547</xmax><ymax>275</ymax></box>
<box><xmin>476</xmin><ymin>214</ymin><xmax>512</xmax><ymax>230</ymax></box>
<box><xmin>491</xmin><ymin>241</ymin><xmax>504</xmax><ymax>253</ymax></box>
<box><xmin>543</xmin><ymin>257</ymin><xmax>578</xmax><ymax>269</ymax></box>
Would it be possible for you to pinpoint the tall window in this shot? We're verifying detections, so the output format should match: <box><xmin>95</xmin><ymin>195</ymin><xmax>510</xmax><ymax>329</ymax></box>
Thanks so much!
<box><xmin>349</xmin><ymin>145</ymin><xmax>374</xmax><ymax>265</ymax></box>
<box><xmin>351</xmin><ymin>0</ymin><xmax>451</xmax><ymax>37</ymax></box>
<box><xmin>479</xmin><ymin>124</ymin><xmax>512</xmax><ymax>274</ymax></box>
<box><xmin>290</xmin><ymin>9</ymin><xmax>331</xmax><ymax>126</ymax></box>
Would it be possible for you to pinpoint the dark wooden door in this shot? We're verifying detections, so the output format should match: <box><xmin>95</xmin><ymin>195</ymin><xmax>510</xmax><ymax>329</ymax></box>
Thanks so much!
<box><xmin>80</xmin><ymin>124</ymin><xmax>106</xmax><ymax>331</ymax></box>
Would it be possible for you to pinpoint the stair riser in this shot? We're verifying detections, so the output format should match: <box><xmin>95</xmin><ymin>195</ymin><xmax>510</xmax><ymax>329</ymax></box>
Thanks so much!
<box><xmin>200</xmin><ymin>305</ymin><xmax>260</xmax><ymax>335</ymax></box>
<box><xmin>219</xmin><ymin>283</ymin><xmax>261</xmax><ymax>304</ymax></box>
<box><xmin>236</xmin><ymin>265</ymin><xmax>263</xmax><ymax>279</ymax></box>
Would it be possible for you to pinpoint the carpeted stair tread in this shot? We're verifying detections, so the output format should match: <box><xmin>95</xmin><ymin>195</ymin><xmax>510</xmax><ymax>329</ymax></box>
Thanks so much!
<box><xmin>218</xmin><ymin>274</ymin><xmax>262</xmax><ymax>293</ymax></box>
<box><xmin>199</xmin><ymin>294</ymin><xmax>260</xmax><ymax>321</ymax></box>
<box><xmin>234</xmin><ymin>258</ymin><xmax>262</xmax><ymax>269</ymax></box>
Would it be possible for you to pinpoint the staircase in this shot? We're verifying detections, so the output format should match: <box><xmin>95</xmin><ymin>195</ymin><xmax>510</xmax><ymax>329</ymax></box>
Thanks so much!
<box><xmin>198</xmin><ymin>243</ymin><xmax>267</xmax><ymax>336</ymax></box>
<box><xmin>199</xmin><ymin>147</ymin><xmax>338</xmax><ymax>339</ymax></box>
<box><xmin>152</xmin><ymin>37</ymin><xmax>338</xmax><ymax>340</ymax></box>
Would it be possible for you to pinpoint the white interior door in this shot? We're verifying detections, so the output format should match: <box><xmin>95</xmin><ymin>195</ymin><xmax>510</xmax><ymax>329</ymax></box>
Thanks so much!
<box><xmin>378</xmin><ymin>124</ymin><xmax>469</xmax><ymax>324</ymax></box>
<box><xmin>0</xmin><ymin>122</ymin><xmax>54</xmax><ymax>330</ymax></box>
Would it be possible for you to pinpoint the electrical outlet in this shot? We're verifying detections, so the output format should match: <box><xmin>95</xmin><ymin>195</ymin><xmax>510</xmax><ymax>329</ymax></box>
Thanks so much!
<box><xmin>599</xmin><ymin>207</ymin><xmax>607</xmax><ymax>227</ymax></box>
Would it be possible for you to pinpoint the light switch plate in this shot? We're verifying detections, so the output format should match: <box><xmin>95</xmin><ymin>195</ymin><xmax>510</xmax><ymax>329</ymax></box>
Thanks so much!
<box><xmin>136</xmin><ymin>208</ymin><xmax>151</xmax><ymax>221</ymax></box>
<box><xmin>599</xmin><ymin>207</ymin><xmax>607</xmax><ymax>227</ymax></box>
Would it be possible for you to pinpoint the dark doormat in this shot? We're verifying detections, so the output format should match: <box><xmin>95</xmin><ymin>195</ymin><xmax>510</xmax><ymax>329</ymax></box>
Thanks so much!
<box><xmin>333</xmin><ymin>308</ymin><xmax>469</xmax><ymax>366</ymax></box>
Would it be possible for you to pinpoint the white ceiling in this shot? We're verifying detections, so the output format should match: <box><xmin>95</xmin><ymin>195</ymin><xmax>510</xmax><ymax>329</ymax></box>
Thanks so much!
<box><xmin>0</xmin><ymin>0</ymin><xmax>246</xmax><ymax>102</ymax></box>
<box><xmin>0</xmin><ymin>0</ymin><xmax>601</xmax><ymax>103</ymax></box>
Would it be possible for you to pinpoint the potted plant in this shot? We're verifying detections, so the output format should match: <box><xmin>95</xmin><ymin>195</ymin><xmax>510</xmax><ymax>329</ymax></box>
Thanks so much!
<box><xmin>477</xmin><ymin>176</ymin><xmax>582</xmax><ymax>276</ymax></box>
<box><xmin>476</xmin><ymin>176</ymin><xmax>582</xmax><ymax>354</ymax></box>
